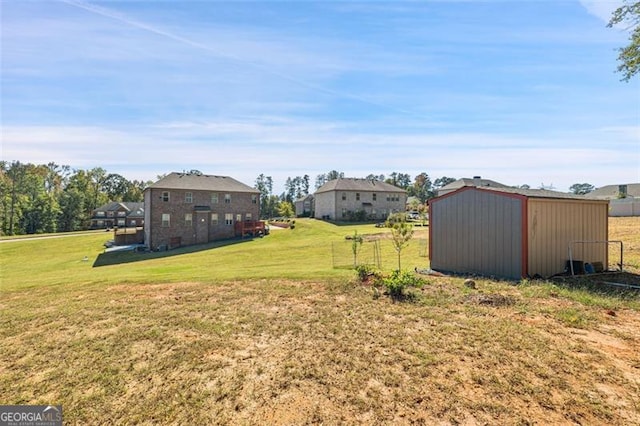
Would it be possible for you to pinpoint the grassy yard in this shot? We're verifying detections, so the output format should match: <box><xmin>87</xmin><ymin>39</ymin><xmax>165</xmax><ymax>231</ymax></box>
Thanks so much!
<box><xmin>1</xmin><ymin>217</ymin><xmax>639</xmax><ymax>424</ymax></box>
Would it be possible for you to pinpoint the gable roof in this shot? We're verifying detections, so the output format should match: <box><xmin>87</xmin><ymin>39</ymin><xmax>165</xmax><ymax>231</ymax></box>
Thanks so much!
<box><xmin>148</xmin><ymin>172</ymin><xmax>259</xmax><ymax>193</ymax></box>
<box><xmin>588</xmin><ymin>183</ymin><xmax>640</xmax><ymax>199</ymax></box>
<box><xmin>94</xmin><ymin>201</ymin><xmax>144</xmax><ymax>213</ymax></box>
<box><xmin>294</xmin><ymin>194</ymin><xmax>314</xmax><ymax>203</ymax></box>
<box><xmin>315</xmin><ymin>178</ymin><xmax>405</xmax><ymax>194</ymax></box>
<box><xmin>126</xmin><ymin>203</ymin><xmax>145</xmax><ymax>217</ymax></box>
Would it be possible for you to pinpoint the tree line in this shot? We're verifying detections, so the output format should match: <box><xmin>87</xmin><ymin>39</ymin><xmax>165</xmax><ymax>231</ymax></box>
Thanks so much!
<box><xmin>0</xmin><ymin>161</ymin><xmax>149</xmax><ymax>236</ymax></box>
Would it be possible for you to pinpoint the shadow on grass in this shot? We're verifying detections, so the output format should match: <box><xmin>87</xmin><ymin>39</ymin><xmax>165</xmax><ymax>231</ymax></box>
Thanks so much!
<box><xmin>93</xmin><ymin>237</ymin><xmax>258</xmax><ymax>267</ymax></box>
<box><xmin>322</xmin><ymin>220</ymin><xmax>383</xmax><ymax>227</ymax></box>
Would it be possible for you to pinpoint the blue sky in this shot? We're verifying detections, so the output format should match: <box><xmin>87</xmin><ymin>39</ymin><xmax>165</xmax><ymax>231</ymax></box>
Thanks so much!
<box><xmin>2</xmin><ymin>0</ymin><xmax>638</xmax><ymax>193</ymax></box>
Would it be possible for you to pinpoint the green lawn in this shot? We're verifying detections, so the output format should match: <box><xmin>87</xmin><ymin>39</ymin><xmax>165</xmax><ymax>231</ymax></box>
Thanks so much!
<box><xmin>0</xmin><ymin>219</ymin><xmax>429</xmax><ymax>291</ymax></box>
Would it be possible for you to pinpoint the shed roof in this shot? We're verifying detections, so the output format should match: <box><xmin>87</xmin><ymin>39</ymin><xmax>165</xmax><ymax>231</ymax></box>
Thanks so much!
<box><xmin>589</xmin><ymin>183</ymin><xmax>640</xmax><ymax>199</ymax></box>
<box><xmin>315</xmin><ymin>178</ymin><xmax>404</xmax><ymax>194</ymax></box>
<box><xmin>148</xmin><ymin>172</ymin><xmax>259</xmax><ymax>193</ymax></box>
<box><xmin>435</xmin><ymin>185</ymin><xmax>609</xmax><ymax>203</ymax></box>
<box><xmin>438</xmin><ymin>177</ymin><xmax>509</xmax><ymax>193</ymax></box>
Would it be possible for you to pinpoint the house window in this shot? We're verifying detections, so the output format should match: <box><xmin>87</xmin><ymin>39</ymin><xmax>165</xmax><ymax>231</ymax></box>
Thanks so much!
<box><xmin>246</xmin><ymin>213</ymin><xmax>252</xmax><ymax>221</ymax></box>
<box><xmin>162</xmin><ymin>191</ymin><xmax>170</xmax><ymax>202</ymax></box>
<box><xmin>162</xmin><ymin>214</ymin><xmax>170</xmax><ymax>227</ymax></box>
<box><xmin>117</xmin><ymin>219</ymin><xmax>125</xmax><ymax>227</ymax></box>
<box><xmin>236</xmin><ymin>214</ymin><xmax>242</xmax><ymax>222</ymax></box>
<box><xmin>211</xmin><ymin>193</ymin><xmax>219</xmax><ymax>204</ymax></box>
<box><xmin>96</xmin><ymin>211</ymin><xmax>105</xmax><ymax>217</ymax></box>
<box><xmin>225</xmin><ymin>213</ymin><xmax>233</xmax><ymax>225</ymax></box>
<box><xmin>185</xmin><ymin>213</ymin><xmax>193</xmax><ymax>226</ymax></box>
<box><xmin>107</xmin><ymin>211</ymin><xmax>114</xmax><ymax>217</ymax></box>
<box><xmin>356</xmin><ymin>193</ymin><xmax>360</xmax><ymax>201</ymax></box>
<box><xmin>211</xmin><ymin>213</ymin><xmax>219</xmax><ymax>225</ymax></box>
<box><xmin>225</xmin><ymin>194</ymin><xmax>231</xmax><ymax>204</ymax></box>
<box><xmin>342</xmin><ymin>192</ymin><xmax>346</xmax><ymax>201</ymax></box>
<box><xmin>130</xmin><ymin>220</ymin><xmax>136</xmax><ymax>226</ymax></box>
<box><xmin>373</xmin><ymin>193</ymin><xmax>377</xmax><ymax>201</ymax></box>
<box><xmin>97</xmin><ymin>220</ymin><xmax>104</xmax><ymax>226</ymax></box>
<box><xmin>251</xmin><ymin>194</ymin><xmax>257</xmax><ymax>204</ymax></box>
<box><xmin>342</xmin><ymin>208</ymin><xmax>347</xmax><ymax>218</ymax></box>
<box><xmin>118</xmin><ymin>211</ymin><xmax>126</xmax><ymax>217</ymax></box>
<box><xmin>185</xmin><ymin>192</ymin><xmax>193</xmax><ymax>203</ymax></box>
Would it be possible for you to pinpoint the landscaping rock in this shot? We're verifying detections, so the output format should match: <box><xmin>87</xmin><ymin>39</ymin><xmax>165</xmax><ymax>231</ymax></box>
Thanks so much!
<box><xmin>464</xmin><ymin>279</ymin><xmax>476</xmax><ymax>289</ymax></box>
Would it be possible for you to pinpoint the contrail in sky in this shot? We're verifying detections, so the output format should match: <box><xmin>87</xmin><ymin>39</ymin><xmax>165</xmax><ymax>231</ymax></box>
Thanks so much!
<box><xmin>60</xmin><ymin>0</ymin><xmax>420</xmax><ymax>118</ymax></box>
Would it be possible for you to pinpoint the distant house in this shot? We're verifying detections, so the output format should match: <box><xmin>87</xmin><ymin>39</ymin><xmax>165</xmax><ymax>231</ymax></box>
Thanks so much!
<box><xmin>314</xmin><ymin>178</ymin><xmax>406</xmax><ymax>221</ymax></box>
<box><xmin>90</xmin><ymin>202</ymin><xmax>144</xmax><ymax>229</ymax></box>
<box><xmin>144</xmin><ymin>172</ymin><xmax>261</xmax><ymax>250</ymax></box>
<box><xmin>589</xmin><ymin>184</ymin><xmax>640</xmax><ymax>217</ymax></box>
<box><xmin>294</xmin><ymin>194</ymin><xmax>314</xmax><ymax>217</ymax></box>
<box><xmin>428</xmin><ymin>186</ymin><xmax>609</xmax><ymax>279</ymax></box>
<box><xmin>437</xmin><ymin>176</ymin><xmax>508</xmax><ymax>196</ymax></box>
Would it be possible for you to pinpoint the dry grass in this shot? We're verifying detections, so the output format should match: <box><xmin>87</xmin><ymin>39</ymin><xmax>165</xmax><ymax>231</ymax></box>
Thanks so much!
<box><xmin>610</xmin><ymin>217</ymin><xmax>640</xmax><ymax>273</ymax></box>
<box><xmin>2</xmin><ymin>277</ymin><xmax>639</xmax><ymax>424</ymax></box>
<box><xmin>1</xmin><ymin>217</ymin><xmax>639</xmax><ymax>424</ymax></box>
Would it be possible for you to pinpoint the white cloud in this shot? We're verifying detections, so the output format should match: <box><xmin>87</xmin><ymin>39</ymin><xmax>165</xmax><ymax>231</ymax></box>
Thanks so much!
<box><xmin>579</xmin><ymin>0</ymin><xmax>622</xmax><ymax>24</ymax></box>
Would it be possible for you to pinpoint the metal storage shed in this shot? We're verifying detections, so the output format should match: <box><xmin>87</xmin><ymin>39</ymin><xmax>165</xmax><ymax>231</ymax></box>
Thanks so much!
<box><xmin>428</xmin><ymin>186</ymin><xmax>609</xmax><ymax>279</ymax></box>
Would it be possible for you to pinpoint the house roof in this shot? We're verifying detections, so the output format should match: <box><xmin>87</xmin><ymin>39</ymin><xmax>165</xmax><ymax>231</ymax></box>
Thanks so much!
<box><xmin>438</xmin><ymin>177</ymin><xmax>509</xmax><ymax>193</ymax></box>
<box><xmin>294</xmin><ymin>194</ymin><xmax>314</xmax><ymax>203</ymax></box>
<box><xmin>588</xmin><ymin>183</ymin><xmax>640</xmax><ymax>199</ymax></box>
<box><xmin>148</xmin><ymin>172</ymin><xmax>259</xmax><ymax>193</ymax></box>
<box><xmin>126</xmin><ymin>203</ymin><xmax>145</xmax><ymax>217</ymax></box>
<box><xmin>315</xmin><ymin>178</ymin><xmax>405</xmax><ymax>194</ymax></box>
<box><xmin>94</xmin><ymin>201</ymin><xmax>144</xmax><ymax>213</ymax></box>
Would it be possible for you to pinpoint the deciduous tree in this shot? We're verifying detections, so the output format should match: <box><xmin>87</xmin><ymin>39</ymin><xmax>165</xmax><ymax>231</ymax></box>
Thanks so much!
<box><xmin>608</xmin><ymin>1</ymin><xmax>640</xmax><ymax>81</ymax></box>
<box><xmin>386</xmin><ymin>213</ymin><xmax>414</xmax><ymax>271</ymax></box>
<box><xmin>569</xmin><ymin>183</ymin><xmax>595</xmax><ymax>195</ymax></box>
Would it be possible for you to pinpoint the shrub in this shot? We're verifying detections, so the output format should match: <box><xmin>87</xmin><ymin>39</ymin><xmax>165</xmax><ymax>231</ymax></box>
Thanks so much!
<box><xmin>378</xmin><ymin>270</ymin><xmax>426</xmax><ymax>301</ymax></box>
<box><xmin>355</xmin><ymin>264</ymin><xmax>375</xmax><ymax>281</ymax></box>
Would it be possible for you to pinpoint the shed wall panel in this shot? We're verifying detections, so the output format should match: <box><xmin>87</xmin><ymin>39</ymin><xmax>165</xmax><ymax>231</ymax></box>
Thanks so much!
<box><xmin>431</xmin><ymin>190</ymin><xmax>523</xmax><ymax>279</ymax></box>
<box><xmin>527</xmin><ymin>199</ymin><xmax>608</xmax><ymax>277</ymax></box>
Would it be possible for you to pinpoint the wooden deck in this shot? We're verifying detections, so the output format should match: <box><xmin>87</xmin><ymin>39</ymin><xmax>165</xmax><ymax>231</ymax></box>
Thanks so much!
<box><xmin>234</xmin><ymin>220</ymin><xmax>267</xmax><ymax>237</ymax></box>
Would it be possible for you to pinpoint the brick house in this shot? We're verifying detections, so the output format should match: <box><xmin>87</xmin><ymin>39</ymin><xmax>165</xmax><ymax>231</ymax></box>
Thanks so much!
<box><xmin>144</xmin><ymin>172</ymin><xmax>261</xmax><ymax>250</ymax></box>
<box><xmin>90</xmin><ymin>202</ymin><xmax>144</xmax><ymax>229</ymax></box>
<box><xmin>314</xmin><ymin>178</ymin><xmax>407</xmax><ymax>221</ymax></box>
